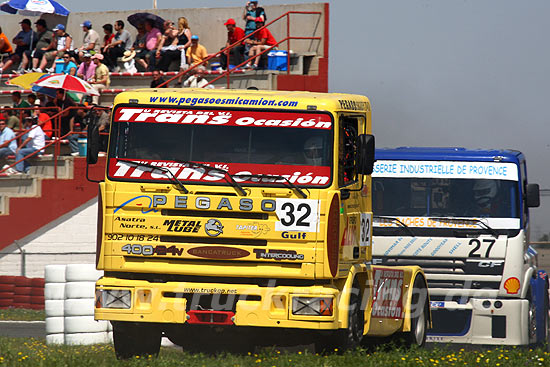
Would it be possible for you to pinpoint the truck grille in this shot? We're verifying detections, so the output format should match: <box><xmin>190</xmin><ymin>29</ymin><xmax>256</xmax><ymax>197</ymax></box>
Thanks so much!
<box><xmin>162</xmin><ymin>209</ymin><xmax>268</xmax><ymax>220</ymax></box>
<box><xmin>160</xmin><ymin>235</ymin><xmax>267</xmax><ymax>246</ymax></box>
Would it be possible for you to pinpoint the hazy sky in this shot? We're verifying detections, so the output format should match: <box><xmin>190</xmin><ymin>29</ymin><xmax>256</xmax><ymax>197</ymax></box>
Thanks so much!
<box><xmin>66</xmin><ymin>0</ymin><xmax>550</xmax><ymax>238</ymax></box>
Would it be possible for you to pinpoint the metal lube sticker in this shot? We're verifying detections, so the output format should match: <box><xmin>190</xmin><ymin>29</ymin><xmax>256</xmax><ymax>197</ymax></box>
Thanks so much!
<box><xmin>275</xmin><ymin>199</ymin><xmax>320</xmax><ymax>233</ymax></box>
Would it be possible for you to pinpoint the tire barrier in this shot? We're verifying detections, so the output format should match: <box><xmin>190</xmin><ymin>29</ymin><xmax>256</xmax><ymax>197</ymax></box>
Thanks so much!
<box><xmin>0</xmin><ymin>275</ymin><xmax>45</xmax><ymax>309</ymax></box>
<box><xmin>45</xmin><ymin>264</ymin><xmax>108</xmax><ymax>346</ymax></box>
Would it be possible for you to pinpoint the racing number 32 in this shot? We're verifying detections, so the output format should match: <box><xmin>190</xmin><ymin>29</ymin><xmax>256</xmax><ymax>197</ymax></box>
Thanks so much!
<box><xmin>468</xmin><ymin>239</ymin><xmax>496</xmax><ymax>258</ymax></box>
<box><xmin>275</xmin><ymin>199</ymin><xmax>319</xmax><ymax>232</ymax></box>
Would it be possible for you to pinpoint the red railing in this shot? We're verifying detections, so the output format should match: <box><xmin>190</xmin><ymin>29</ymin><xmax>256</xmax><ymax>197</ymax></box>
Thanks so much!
<box><xmin>159</xmin><ymin>10</ymin><xmax>322</xmax><ymax>89</ymax></box>
<box><xmin>0</xmin><ymin>106</ymin><xmax>110</xmax><ymax>179</ymax></box>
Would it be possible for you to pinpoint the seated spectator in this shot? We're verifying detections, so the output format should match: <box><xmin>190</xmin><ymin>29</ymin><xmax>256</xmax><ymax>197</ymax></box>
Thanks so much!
<box><xmin>130</xmin><ymin>24</ymin><xmax>147</xmax><ymax>70</ymax></box>
<box><xmin>26</xmin><ymin>93</ymin><xmax>40</xmax><ymax>116</ymax></box>
<box><xmin>183</xmin><ymin>68</ymin><xmax>213</xmax><ymax>89</ymax></box>
<box><xmin>77</xmin><ymin>52</ymin><xmax>96</xmax><ymax>81</ymax></box>
<box><xmin>103</xmin><ymin>20</ymin><xmax>132</xmax><ymax>72</ymax></box>
<box><xmin>67</xmin><ymin>106</ymin><xmax>87</xmax><ymax>156</ymax></box>
<box><xmin>246</xmin><ymin>19</ymin><xmax>277</xmax><ymax>70</ymax></box>
<box><xmin>35</xmin><ymin>24</ymin><xmax>72</xmax><ymax>72</ymax></box>
<box><xmin>155</xmin><ymin>20</ymin><xmax>180</xmax><ymax>72</ymax></box>
<box><xmin>60</xmin><ymin>52</ymin><xmax>77</xmax><ymax>75</ymax></box>
<box><xmin>0</xmin><ymin>117</ymin><xmax>17</xmax><ymax>162</ymax></box>
<box><xmin>76</xmin><ymin>21</ymin><xmax>100</xmax><ymax>62</ymax></box>
<box><xmin>5</xmin><ymin>116</ymin><xmax>46</xmax><ymax>175</ymax></box>
<box><xmin>0</xmin><ymin>19</ymin><xmax>36</xmax><ymax>73</ymax></box>
<box><xmin>150</xmin><ymin>70</ymin><xmax>167</xmax><ymax>88</ymax></box>
<box><xmin>54</xmin><ymin>89</ymin><xmax>75</xmax><ymax>136</ymax></box>
<box><xmin>101</xmin><ymin>24</ymin><xmax>115</xmax><ymax>53</ymax></box>
<box><xmin>220</xmin><ymin>18</ymin><xmax>245</xmax><ymax>71</ymax></box>
<box><xmin>19</xmin><ymin>19</ymin><xmax>53</xmax><ymax>73</ymax></box>
<box><xmin>95</xmin><ymin>107</ymin><xmax>110</xmax><ymax>152</ymax></box>
<box><xmin>174</xmin><ymin>17</ymin><xmax>192</xmax><ymax>86</ymax></box>
<box><xmin>0</xmin><ymin>26</ymin><xmax>14</xmax><ymax>65</ymax></box>
<box><xmin>186</xmin><ymin>35</ymin><xmax>208</xmax><ymax>69</ymax></box>
<box><xmin>37</xmin><ymin>102</ymin><xmax>55</xmax><ymax>139</ymax></box>
<box><xmin>121</xmin><ymin>50</ymin><xmax>137</xmax><ymax>73</ymax></box>
<box><xmin>89</xmin><ymin>54</ymin><xmax>110</xmax><ymax>105</ymax></box>
<box><xmin>135</xmin><ymin>19</ymin><xmax>161</xmax><ymax>71</ymax></box>
<box><xmin>243</xmin><ymin>1</ymin><xmax>266</xmax><ymax>54</ymax></box>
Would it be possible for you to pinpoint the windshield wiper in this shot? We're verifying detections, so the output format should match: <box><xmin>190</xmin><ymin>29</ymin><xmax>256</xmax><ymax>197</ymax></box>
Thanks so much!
<box><xmin>233</xmin><ymin>174</ymin><xmax>308</xmax><ymax>198</ymax></box>
<box><xmin>428</xmin><ymin>217</ymin><xmax>498</xmax><ymax>238</ymax></box>
<box><xmin>172</xmin><ymin>160</ymin><xmax>247</xmax><ymax>196</ymax></box>
<box><xmin>116</xmin><ymin>158</ymin><xmax>188</xmax><ymax>193</ymax></box>
<box><xmin>373</xmin><ymin>216</ymin><xmax>415</xmax><ymax>237</ymax></box>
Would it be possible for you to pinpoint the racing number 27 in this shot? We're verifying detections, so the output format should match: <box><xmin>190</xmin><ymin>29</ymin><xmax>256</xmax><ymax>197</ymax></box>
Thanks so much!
<box><xmin>468</xmin><ymin>239</ymin><xmax>496</xmax><ymax>258</ymax></box>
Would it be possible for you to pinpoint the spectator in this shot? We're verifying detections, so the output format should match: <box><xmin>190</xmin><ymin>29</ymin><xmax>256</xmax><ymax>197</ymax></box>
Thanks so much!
<box><xmin>103</xmin><ymin>20</ymin><xmax>132</xmax><ymax>72</ymax></box>
<box><xmin>37</xmin><ymin>102</ymin><xmax>55</xmax><ymax>139</ymax></box>
<box><xmin>131</xmin><ymin>24</ymin><xmax>147</xmax><ymax>70</ymax></box>
<box><xmin>89</xmin><ymin>53</ymin><xmax>110</xmax><ymax>105</ymax></box>
<box><xmin>246</xmin><ymin>19</ymin><xmax>277</xmax><ymax>70</ymax></box>
<box><xmin>6</xmin><ymin>116</ymin><xmax>46</xmax><ymax>174</ymax></box>
<box><xmin>67</xmin><ymin>106</ymin><xmax>87</xmax><ymax>156</ymax></box>
<box><xmin>138</xmin><ymin>19</ymin><xmax>161</xmax><ymax>71</ymax></box>
<box><xmin>76</xmin><ymin>20</ymin><xmax>100</xmax><ymax>61</ymax></box>
<box><xmin>155</xmin><ymin>20</ymin><xmax>179</xmax><ymax>72</ymax></box>
<box><xmin>150</xmin><ymin>70</ymin><xmax>167</xmax><ymax>88</ymax></box>
<box><xmin>0</xmin><ymin>19</ymin><xmax>36</xmax><ymax>73</ymax></box>
<box><xmin>19</xmin><ymin>19</ymin><xmax>53</xmax><ymax>73</ymax></box>
<box><xmin>243</xmin><ymin>1</ymin><xmax>266</xmax><ymax>37</ymax></box>
<box><xmin>35</xmin><ymin>24</ymin><xmax>72</xmax><ymax>73</ymax></box>
<box><xmin>0</xmin><ymin>26</ymin><xmax>14</xmax><ymax>64</ymax></box>
<box><xmin>183</xmin><ymin>68</ymin><xmax>213</xmax><ymax>89</ymax></box>
<box><xmin>13</xmin><ymin>91</ymin><xmax>30</xmax><ymax>110</ymax></box>
<box><xmin>54</xmin><ymin>89</ymin><xmax>75</xmax><ymax>137</ymax></box>
<box><xmin>186</xmin><ymin>35</ymin><xmax>208</xmax><ymax>69</ymax></box>
<box><xmin>120</xmin><ymin>50</ymin><xmax>137</xmax><ymax>73</ymax></box>
<box><xmin>60</xmin><ymin>52</ymin><xmax>77</xmax><ymax>75</ymax></box>
<box><xmin>174</xmin><ymin>17</ymin><xmax>192</xmax><ymax>86</ymax></box>
<box><xmin>77</xmin><ymin>52</ymin><xmax>96</xmax><ymax>81</ymax></box>
<box><xmin>101</xmin><ymin>24</ymin><xmax>115</xmax><ymax>52</ymax></box>
<box><xmin>94</xmin><ymin>107</ymin><xmax>110</xmax><ymax>152</ymax></box>
<box><xmin>0</xmin><ymin>117</ymin><xmax>16</xmax><ymax>162</ymax></box>
<box><xmin>220</xmin><ymin>18</ymin><xmax>245</xmax><ymax>71</ymax></box>
<box><xmin>26</xmin><ymin>93</ymin><xmax>39</xmax><ymax>116</ymax></box>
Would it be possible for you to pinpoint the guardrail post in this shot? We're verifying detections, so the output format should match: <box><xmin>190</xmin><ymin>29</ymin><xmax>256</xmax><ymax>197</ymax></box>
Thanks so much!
<box><xmin>13</xmin><ymin>240</ymin><xmax>25</xmax><ymax>276</ymax></box>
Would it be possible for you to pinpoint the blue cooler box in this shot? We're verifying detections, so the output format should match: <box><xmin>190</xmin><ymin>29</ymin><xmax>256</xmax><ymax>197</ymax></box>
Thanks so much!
<box><xmin>54</xmin><ymin>59</ymin><xmax>65</xmax><ymax>73</ymax></box>
<box><xmin>267</xmin><ymin>50</ymin><xmax>288</xmax><ymax>71</ymax></box>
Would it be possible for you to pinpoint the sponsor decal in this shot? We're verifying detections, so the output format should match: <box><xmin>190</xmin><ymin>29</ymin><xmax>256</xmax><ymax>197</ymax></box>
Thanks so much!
<box><xmin>253</xmin><ymin>249</ymin><xmax>305</xmax><ymax>261</ymax></box>
<box><xmin>430</xmin><ymin>301</ymin><xmax>445</xmax><ymax>308</ymax></box>
<box><xmin>115</xmin><ymin>108</ymin><xmax>331</xmax><ymax>129</ymax></box>
<box><xmin>163</xmin><ymin>220</ymin><xmax>201</xmax><ymax>233</ymax></box>
<box><xmin>114</xmin><ymin>195</ymin><xmax>158</xmax><ymax>214</ymax></box>
<box><xmin>235</xmin><ymin>223</ymin><xmax>270</xmax><ymax>237</ymax></box>
<box><xmin>338</xmin><ymin>99</ymin><xmax>369</xmax><ymax>111</ymax></box>
<box><xmin>372</xmin><ymin>160</ymin><xmax>518</xmax><ymax>181</ymax></box>
<box><xmin>187</xmin><ymin>246</ymin><xmax>250</xmax><ymax>259</ymax></box>
<box><xmin>374</xmin><ymin>216</ymin><xmax>520</xmax><ymax>230</ymax></box>
<box><xmin>281</xmin><ymin>231</ymin><xmax>306</xmax><ymax>239</ymax></box>
<box><xmin>205</xmin><ymin>219</ymin><xmax>224</xmax><ymax>237</ymax></box>
<box><xmin>503</xmin><ymin>277</ymin><xmax>520</xmax><ymax>294</ymax></box>
<box><xmin>109</xmin><ymin>160</ymin><xmax>331</xmax><ymax>187</ymax></box>
<box><xmin>371</xmin><ymin>268</ymin><xmax>404</xmax><ymax>319</ymax></box>
<box><xmin>121</xmin><ymin>244</ymin><xmax>184</xmax><ymax>256</ymax></box>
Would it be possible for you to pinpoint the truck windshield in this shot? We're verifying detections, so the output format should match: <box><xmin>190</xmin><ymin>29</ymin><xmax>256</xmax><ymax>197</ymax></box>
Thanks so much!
<box><xmin>107</xmin><ymin>107</ymin><xmax>333</xmax><ymax>187</ymax></box>
<box><xmin>373</xmin><ymin>177</ymin><xmax>520</xmax><ymax>219</ymax></box>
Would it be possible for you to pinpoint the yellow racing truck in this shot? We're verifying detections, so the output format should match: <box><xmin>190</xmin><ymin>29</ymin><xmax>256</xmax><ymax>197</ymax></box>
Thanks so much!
<box><xmin>87</xmin><ymin>89</ymin><xmax>430</xmax><ymax>358</ymax></box>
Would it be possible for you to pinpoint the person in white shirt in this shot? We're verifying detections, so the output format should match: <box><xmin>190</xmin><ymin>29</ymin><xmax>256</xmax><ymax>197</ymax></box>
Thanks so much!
<box><xmin>12</xmin><ymin>117</ymin><xmax>45</xmax><ymax>174</ymax></box>
<box><xmin>0</xmin><ymin>117</ymin><xmax>17</xmax><ymax>160</ymax></box>
<box><xmin>183</xmin><ymin>69</ymin><xmax>214</xmax><ymax>89</ymax></box>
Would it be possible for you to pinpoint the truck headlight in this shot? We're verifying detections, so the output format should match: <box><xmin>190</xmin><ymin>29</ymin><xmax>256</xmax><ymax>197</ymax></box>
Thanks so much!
<box><xmin>95</xmin><ymin>289</ymin><xmax>131</xmax><ymax>309</ymax></box>
<box><xmin>291</xmin><ymin>296</ymin><xmax>333</xmax><ymax>316</ymax></box>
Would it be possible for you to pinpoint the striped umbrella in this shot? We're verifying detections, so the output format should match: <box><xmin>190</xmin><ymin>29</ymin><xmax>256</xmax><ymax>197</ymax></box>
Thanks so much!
<box><xmin>33</xmin><ymin>74</ymin><xmax>99</xmax><ymax>96</ymax></box>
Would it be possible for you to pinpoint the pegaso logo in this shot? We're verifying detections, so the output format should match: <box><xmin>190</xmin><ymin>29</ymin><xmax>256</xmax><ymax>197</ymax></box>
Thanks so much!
<box><xmin>205</xmin><ymin>219</ymin><xmax>224</xmax><ymax>237</ymax></box>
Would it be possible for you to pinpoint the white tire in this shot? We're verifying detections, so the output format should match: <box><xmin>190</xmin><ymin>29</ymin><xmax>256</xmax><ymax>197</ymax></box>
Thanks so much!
<box><xmin>161</xmin><ymin>337</ymin><xmax>177</xmax><ymax>348</ymax></box>
<box><xmin>65</xmin><ymin>282</ymin><xmax>96</xmax><ymax>299</ymax></box>
<box><xmin>107</xmin><ymin>331</ymin><xmax>113</xmax><ymax>344</ymax></box>
<box><xmin>64</xmin><ymin>298</ymin><xmax>95</xmax><ymax>316</ymax></box>
<box><xmin>65</xmin><ymin>332</ymin><xmax>109</xmax><ymax>345</ymax></box>
<box><xmin>64</xmin><ymin>316</ymin><xmax>109</xmax><ymax>333</ymax></box>
<box><xmin>45</xmin><ymin>265</ymin><xmax>66</xmax><ymax>283</ymax></box>
<box><xmin>65</xmin><ymin>264</ymin><xmax>103</xmax><ymax>282</ymax></box>
<box><xmin>44</xmin><ymin>283</ymin><xmax>65</xmax><ymax>301</ymax></box>
<box><xmin>45</xmin><ymin>300</ymin><xmax>64</xmax><ymax>317</ymax></box>
<box><xmin>46</xmin><ymin>333</ymin><xmax>64</xmax><ymax>345</ymax></box>
<box><xmin>45</xmin><ymin>316</ymin><xmax>64</xmax><ymax>334</ymax></box>
<box><xmin>107</xmin><ymin>321</ymin><xmax>112</xmax><ymax>331</ymax></box>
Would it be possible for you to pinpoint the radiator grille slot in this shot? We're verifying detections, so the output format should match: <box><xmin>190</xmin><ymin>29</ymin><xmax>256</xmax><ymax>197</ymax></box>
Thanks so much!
<box><xmin>160</xmin><ymin>235</ymin><xmax>267</xmax><ymax>246</ymax></box>
<box><xmin>162</xmin><ymin>209</ymin><xmax>268</xmax><ymax>220</ymax></box>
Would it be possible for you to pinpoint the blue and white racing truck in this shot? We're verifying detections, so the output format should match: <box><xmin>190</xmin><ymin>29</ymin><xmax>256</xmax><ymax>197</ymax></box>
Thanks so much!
<box><xmin>371</xmin><ymin>147</ymin><xmax>547</xmax><ymax>345</ymax></box>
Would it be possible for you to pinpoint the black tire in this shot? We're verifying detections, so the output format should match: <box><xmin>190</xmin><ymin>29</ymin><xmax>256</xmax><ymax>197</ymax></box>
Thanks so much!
<box><xmin>316</xmin><ymin>281</ymin><xmax>364</xmax><ymax>353</ymax></box>
<box><xmin>401</xmin><ymin>276</ymin><xmax>428</xmax><ymax>347</ymax></box>
<box><xmin>112</xmin><ymin>322</ymin><xmax>162</xmax><ymax>359</ymax></box>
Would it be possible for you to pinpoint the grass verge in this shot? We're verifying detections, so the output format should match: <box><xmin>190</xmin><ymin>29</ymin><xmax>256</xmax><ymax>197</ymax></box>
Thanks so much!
<box><xmin>0</xmin><ymin>309</ymin><xmax>45</xmax><ymax>321</ymax></box>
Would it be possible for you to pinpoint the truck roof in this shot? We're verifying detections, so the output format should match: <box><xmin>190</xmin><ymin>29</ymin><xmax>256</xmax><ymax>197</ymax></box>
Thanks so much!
<box><xmin>113</xmin><ymin>88</ymin><xmax>371</xmax><ymax>113</ymax></box>
<box><xmin>375</xmin><ymin>147</ymin><xmax>525</xmax><ymax>165</ymax></box>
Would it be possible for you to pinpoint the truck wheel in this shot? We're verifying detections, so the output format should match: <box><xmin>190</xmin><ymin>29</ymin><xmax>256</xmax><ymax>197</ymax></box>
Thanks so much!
<box><xmin>402</xmin><ymin>276</ymin><xmax>428</xmax><ymax>347</ymax></box>
<box><xmin>528</xmin><ymin>286</ymin><xmax>538</xmax><ymax>344</ymax></box>
<box><xmin>323</xmin><ymin>281</ymin><xmax>363</xmax><ymax>352</ymax></box>
<box><xmin>112</xmin><ymin>322</ymin><xmax>161</xmax><ymax>359</ymax></box>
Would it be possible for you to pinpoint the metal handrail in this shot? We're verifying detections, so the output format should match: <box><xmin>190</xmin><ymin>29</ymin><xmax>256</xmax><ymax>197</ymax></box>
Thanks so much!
<box><xmin>157</xmin><ymin>10</ymin><xmax>322</xmax><ymax>89</ymax></box>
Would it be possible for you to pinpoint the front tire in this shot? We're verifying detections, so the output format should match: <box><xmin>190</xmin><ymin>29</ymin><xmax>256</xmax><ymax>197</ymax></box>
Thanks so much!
<box><xmin>402</xmin><ymin>276</ymin><xmax>428</xmax><ymax>347</ymax></box>
<box><xmin>112</xmin><ymin>322</ymin><xmax>161</xmax><ymax>359</ymax></box>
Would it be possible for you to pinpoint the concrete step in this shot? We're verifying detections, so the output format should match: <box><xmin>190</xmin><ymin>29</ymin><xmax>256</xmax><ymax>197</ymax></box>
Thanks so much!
<box><xmin>0</xmin><ymin>175</ymin><xmax>40</xmax><ymax>198</ymax></box>
<box><xmin>2</xmin><ymin>156</ymin><xmax>73</xmax><ymax>180</ymax></box>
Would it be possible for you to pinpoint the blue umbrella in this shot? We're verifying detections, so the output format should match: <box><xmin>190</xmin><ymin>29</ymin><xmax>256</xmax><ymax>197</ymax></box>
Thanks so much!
<box><xmin>0</xmin><ymin>0</ymin><xmax>70</xmax><ymax>16</ymax></box>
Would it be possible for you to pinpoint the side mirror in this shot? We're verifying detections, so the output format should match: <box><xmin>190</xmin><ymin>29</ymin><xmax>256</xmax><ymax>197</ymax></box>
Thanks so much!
<box><xmin>357</xmin><ymin>134</ymin><xmax>375</xmax><ymax>175</ymax></box>
<box><xmin>525</xmin><ymin>183</ymin><xmax>540</xmax><ymax>208</ymax></box>
<box><xmin>86</xmin><ymin>111</ymin><xmax>100</xmax><ymax>164</ymax></box>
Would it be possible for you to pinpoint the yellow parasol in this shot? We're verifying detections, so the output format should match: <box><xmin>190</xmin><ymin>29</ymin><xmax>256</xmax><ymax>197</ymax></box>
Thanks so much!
<box><xmin>5</xmin><ymin>72</ymin><xmax>47</xmax><ymax>89</ymax></box>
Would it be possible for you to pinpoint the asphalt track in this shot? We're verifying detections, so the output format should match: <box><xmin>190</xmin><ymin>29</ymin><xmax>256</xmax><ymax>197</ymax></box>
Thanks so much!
<box><xmin>0</xmin><ymin>321</ymin><xmax>45</xmax><ymax>339</ymax></box>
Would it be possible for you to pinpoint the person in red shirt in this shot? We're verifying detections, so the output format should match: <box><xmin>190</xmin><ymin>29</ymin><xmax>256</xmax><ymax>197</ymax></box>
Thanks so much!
<box><xmin>220</xmin><ymin>18</ymin><xmax>245</xmax><ymax>71</ymax></box>
<box><xmin>38</xmin><ymin>102</ymin><xmax>56</xmax><ymax>139</ymax></box>
<box><xmin>246</xmin><ymin>19</ymin><xmax>277</xmax><ymax>70</ymax></box>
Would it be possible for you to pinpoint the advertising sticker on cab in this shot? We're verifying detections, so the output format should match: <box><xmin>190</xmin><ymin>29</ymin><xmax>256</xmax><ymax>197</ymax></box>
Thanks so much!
<box><xmin>275</xmin><ymin>198</ymin><xmax>320</xmax><ymax>233</ymax></box>
<box><xmin>371</xmin><ymin>268</ymin><xmax>404</xmax><ymax>319</ymax></box>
